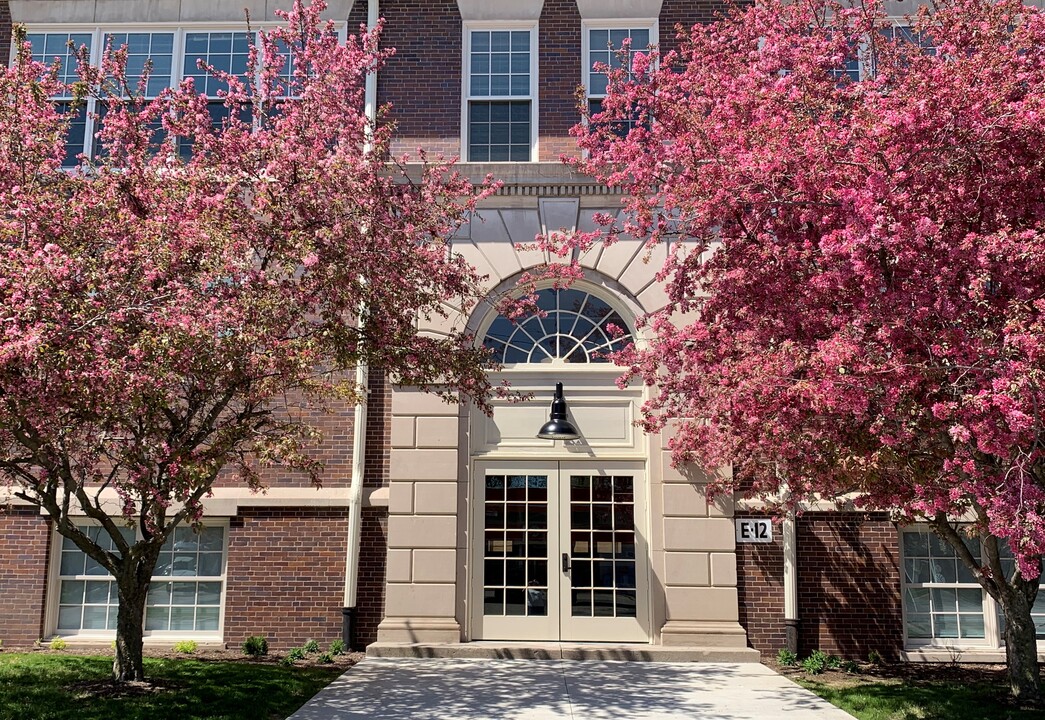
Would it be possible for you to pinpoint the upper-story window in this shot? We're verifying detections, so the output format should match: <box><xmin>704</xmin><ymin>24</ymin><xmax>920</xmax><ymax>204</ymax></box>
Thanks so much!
<box><xmin>21</xmin><ymin>26</ymin><xmax>322</xmax><ymax>166</ymax></box>
<box><xmin>482</xmin><ymin>288</ymin><xmax>633</xmax><ymax>365</ymax></box>
<box><xmin>583</xmin><ymin>24</ymin><xmax>655</xmax><ymax>135</ymax></box>
<box><xmin>464</xmin><ymin>26</ymin><xmax>536</xmax><ymax>162</ymax></box>
<box><xmin>26</xmin><ymin>32</ymin><xmax>92</xmax><ymax>167</ymax></box>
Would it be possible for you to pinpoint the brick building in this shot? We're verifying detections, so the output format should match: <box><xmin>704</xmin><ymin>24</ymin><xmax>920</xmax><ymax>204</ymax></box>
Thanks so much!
<box><xmin>1</xmin><ymin>0</ymin><xmax>1041</xmax><ymax>664</ymax></box>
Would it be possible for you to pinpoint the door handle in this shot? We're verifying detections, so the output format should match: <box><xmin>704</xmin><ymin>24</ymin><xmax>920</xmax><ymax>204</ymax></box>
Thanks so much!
<box><xmin>562</xmin><ymin>553</ymin><xmax>570</xmax><ymax>573</ymax></box>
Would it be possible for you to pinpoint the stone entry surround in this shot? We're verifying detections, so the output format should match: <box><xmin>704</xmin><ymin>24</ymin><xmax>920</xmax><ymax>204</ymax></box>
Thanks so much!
<box><xmin>375</xmin><ymin>181</ymin><xmax>753</xmax><ymax>653</ymax></box>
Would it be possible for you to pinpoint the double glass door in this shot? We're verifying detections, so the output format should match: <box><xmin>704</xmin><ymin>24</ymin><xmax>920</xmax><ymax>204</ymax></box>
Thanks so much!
<box><xmin>473</xmin><ymin>461</ymin><xmax>648</xmax><ymax>642</ymax></box>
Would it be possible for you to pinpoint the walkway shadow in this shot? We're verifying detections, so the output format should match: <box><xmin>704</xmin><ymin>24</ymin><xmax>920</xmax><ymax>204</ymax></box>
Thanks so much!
<box><xmin>288</xmin><ymin>660</ymin><xmax>854</xmax><ymax>719</ymax></box>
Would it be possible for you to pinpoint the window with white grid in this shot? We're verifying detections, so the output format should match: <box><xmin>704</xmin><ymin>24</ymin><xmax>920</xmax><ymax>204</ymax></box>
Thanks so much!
<box><xmin>26</xmin><ymin>32</ymin><xmax>92</xmax><ymax>167</ymax></box>
<box><xmin>465</xmin><ymin>27</ymin><xmax>535</xmax><ymax>162</ymax></box>
<box><xmin>583</xmin><ymin>24</ymin><xmax>654</xmax><ymax>137</ymax></box>
<box><xmin>54</xmin><ymin>523</ymin><xmax>226</xmax><ymax>638</ymax></box>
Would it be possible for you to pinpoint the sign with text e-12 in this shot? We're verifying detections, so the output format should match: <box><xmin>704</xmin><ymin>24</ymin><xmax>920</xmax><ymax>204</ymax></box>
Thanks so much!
<box><xmin>735</xmin><ymin>518</ymin><xmax>773</xmax><ymax>543</ymax></box>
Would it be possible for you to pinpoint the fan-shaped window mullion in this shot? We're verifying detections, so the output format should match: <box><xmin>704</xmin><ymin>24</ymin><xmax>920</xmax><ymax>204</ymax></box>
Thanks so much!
<box><xmin>482</xmin><ymin>288</ymin><xmax>633</xmax><ymax>365</ymax></box>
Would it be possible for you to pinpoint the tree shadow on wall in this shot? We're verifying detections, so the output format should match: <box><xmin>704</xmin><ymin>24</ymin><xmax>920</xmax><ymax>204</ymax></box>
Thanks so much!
<box><xmin>797</xmin><ymin>516</ymin><xmax>903</xmax><ymax>661</ymax></box>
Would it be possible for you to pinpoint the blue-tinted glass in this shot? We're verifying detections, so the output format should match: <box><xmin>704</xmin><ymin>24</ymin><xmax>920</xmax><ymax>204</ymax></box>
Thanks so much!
<box><xmin>209</xmin><ymin>33</ymin><xmax>233</xmax><ymax>54</ymax></box>
<box><xmin>491</xmin><ymin>75</ymin><xmax>510</xmax><ymax>95</ymax></box>
<box><xmin>490</xmin><ymin>102</ymin><xmax>510</xmax><ymax>122</ymax></box>
<box><xmin>127</xmin><ymin>34</ymin><xmax>151</xmax><ymax>53</ymax></box>
<box><xmin>472</xmin><ymin>31</ymin><xmax>490</xmax><ymax>52</ymax></box>
<box><xmin>511</xmin><ymin>53</ymin><xmax>528</xmax><ymax>73</ymax></box>
<box><xmin>590</xmin><ymin>30</ymin><xmax>609</xmax><ymax>48</ymax></box>
<box><xmin>471</xmin><ymin>76</ymin><xmax>490</xmax><ymax>96</ymax></box>
<box><xmin>471</xmin><ymin>53</ymin><xmax>490</xmax><ymax>74</ymax></box>
<box><xmin>590</xmin><ymin>75</ymin><xmax>608</xmax><ymax>96</ymax></box>
<box><xmin>44</xmin><ymin>33</ymin><xmax>67</xmax><ymax>56</ymax></box>
<box><xmin>509</xmin><ymin>145</ymin><xmax>530</xmax><ymax>162</ymax></box>
<box><xmin>632</xmin><ymin>30</ymin><xmax>650</xmax><ymax>48</ymax></box>
<box><xmin>152</xmin><ymin>33</ymin><xmax>173</xmax><ymax>53</ymax></box>
<box><xmin>471</xmin><ymin>124</ymin><xmax>490</xmax><ymax>144</ymax></box>
<box><xmin>489</xmin><ymin>145</ymin><xmax>510</xmax><ymax>161</ymax></box>
<box><xmin>186</xmin><ymin>33</ymin><xmax>209</xmax><ymax>55</ymax></box>
<box><xmin>510</xmin><ymin>75</ymin><xmax>528</xmax><ymax>96</ymax></box>
<box><xmin>510</xmin><ymin>101</ymin><xmax>529</xmax><ymax>122</ymax></box>
<box><xmin>210</xmin><ymin>54</ymin><xmax>231</xmax><ymax>74</ymax></box>
<box><xmin>511</xmin><ymin>31</ymin><xmax>529</xmax><ymax>51</ymax></box>
<box><xmin>231</xmin><ymin>54</ymin><xmax>249</xmax><ymax>75</ymax></box>
<box><xmin>510</xmin><ymin>123</ymin><xmax>528</xmax><ymax>144</ymax></box>
<box><xmin>610</xmin><ymin>29</ymin><xmax>629</xmax><ymax>48</ymax></box>
<box><xmin>232</xmin><ymin>32</ymin><xmax>250</xmax><ymax>53</ymax></box>
<box><xmin>471</xmin><ymin>102</ymin><xmax>490</xmax><ymax>122</ymax></box>
<box><xmin>491</xmin><ymin>31</ymin><xmax>511</xmax><ymax>52</ymax></box>
<box><xmin>491</xmin><ymin>53</ymin><xmax>510</xmax><ymax>73</ymax></box>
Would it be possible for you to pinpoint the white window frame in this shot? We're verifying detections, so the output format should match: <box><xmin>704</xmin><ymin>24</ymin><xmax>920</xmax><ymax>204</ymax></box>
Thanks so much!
<box><xmin>15</xmin><ymin>22</ymin><xmax>345</xmax><ymax>164</ymax></box>
<box><xmin>45</xmin><ymin>519</ymin><xmax>230</xmax><ymax>643</ymax></box>
<box><xmin>580</xmin><ymin>19</ymin><xmax>658</xmax><ymax>111</ymax></box>
<box><xmin>899</xmin><ymin>526</ymin><xmax>1044</xmax><ymax>652</ymax></box>
<box><xmin>461</xmin><ymin>21</ymin><xmax>539</xmax><ymax>163</ymax></box>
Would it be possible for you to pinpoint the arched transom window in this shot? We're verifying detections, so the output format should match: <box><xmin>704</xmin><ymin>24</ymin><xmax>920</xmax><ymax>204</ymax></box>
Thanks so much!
<box><xmin>483</xmin><ymin>288</ymin><xmax>634</xmax><ymax>364</ymax></box>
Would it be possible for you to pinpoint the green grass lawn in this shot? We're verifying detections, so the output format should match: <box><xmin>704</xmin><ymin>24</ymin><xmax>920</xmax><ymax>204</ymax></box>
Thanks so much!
<box><xmin>0</xmin><ymin>653</ymin><xmax>344</xmax><ymax>720</ymax></box>
<box><xmin>797</xmin><ymin>675</ymin><xmax>1044</xmax><ymax>720</ymax></box>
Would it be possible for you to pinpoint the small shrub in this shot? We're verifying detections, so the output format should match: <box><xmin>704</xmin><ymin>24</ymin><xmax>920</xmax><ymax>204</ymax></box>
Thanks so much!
<box><xmin>302</xmin><ymin>639</ymin><xmax>320</xmax><ymax>654</ymax></box>
<box><xmin>318</xmin><ymin>652</ymin><xmax>334</xmax><ymax>664</ymax></box>
<box><xmin>279</xmin><ymin>656</ymin><xmax>295</xmax><ymax>667</ymax></box>
<box><xmin>841</xmin><ymin>660</ymin><xmax>861</xmax><ymax>674</ymax></box>
<box><xmin>173</xmin><ymin>640</ymin><xmax>198</xmax><ymax>654</ymax></box>
<box><xmin>242</xmin><ymin>635</ymin><xmax>269</xmax><ymax>657</ymax></box>
<box><xmin>286</xmin><ymin>647</ymin><xmax>306</xmax><ymax>662</ymax></box>
<box><xmin>801</xmin><ymin>650</ymin><xmax>829</xmax><ymax>675</ymax></box>
<box><xmin>49</xmin><ymin>637</ymin><xmax>68</xmax><ymax>651</ymax></box>
<box><xmin>825</xmin><ymin>654</ymin><xmax>842</xmax><ymax>670</ymax></box>
<box><xmin>776</xmin><ymin>648</ymin><xmax>798</xmax><ymax>666</ymax></box>
<box><xmin>329</xmin><ymin>638</ymin><xmax>345</xmax><ymax>656</ymax></box>
<box><xmin>867</xmin><ymin>649</ymin><xmax>883</xmax><ymax>665</ymax></box>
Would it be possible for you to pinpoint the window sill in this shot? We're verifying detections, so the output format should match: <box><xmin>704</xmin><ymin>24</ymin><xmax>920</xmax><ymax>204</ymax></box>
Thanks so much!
<box><xmin>49</xmin><ymin>634</ymin><xmax>225</xmax><ymax>650</ymax></box>
<box><xmin>903</xmin><ymin>647</ymin><xmax>1045</xmax><ymax>663</ymax></box>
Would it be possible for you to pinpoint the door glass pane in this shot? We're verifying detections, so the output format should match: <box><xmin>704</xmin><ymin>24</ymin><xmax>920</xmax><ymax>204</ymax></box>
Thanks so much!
<box><xmin>568</xmin><ymin>474</ymin><xmax>638</xmax><ymax>618</ymax></box>
<box><xmin>482</xmin><ymin>473</ymin><xmax>548</xmax><ymax>617</ymax></box>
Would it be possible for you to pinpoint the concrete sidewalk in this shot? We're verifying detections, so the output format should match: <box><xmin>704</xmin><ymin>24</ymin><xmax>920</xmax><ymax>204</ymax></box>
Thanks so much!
<box><xmin>288</xmin><ymin>658</ymin><xmax>857</xmax><ymax>719</ymax></box>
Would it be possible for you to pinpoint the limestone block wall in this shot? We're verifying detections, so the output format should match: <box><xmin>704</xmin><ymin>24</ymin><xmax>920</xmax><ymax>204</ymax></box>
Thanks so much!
<box><xmin>649</xmin><ymin>433</ymin><xmax>747</xmax><ymax>647</ymax></box>
<box><xmin>377</xmin><ymin>387</ymin><xmax>465</xmax><ymax>643</ymax></box>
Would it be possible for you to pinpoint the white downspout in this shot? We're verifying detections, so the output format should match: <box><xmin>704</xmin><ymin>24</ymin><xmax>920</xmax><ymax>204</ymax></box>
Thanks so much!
<box><xmin>783</xmin><ymin>512</ymin><xmax>799</xmax><ymax>654</ymax></box>
<box><xmin>342</xmin><ymin>0</ymin><xmax>379</xmax><ymax>647</ymax></box>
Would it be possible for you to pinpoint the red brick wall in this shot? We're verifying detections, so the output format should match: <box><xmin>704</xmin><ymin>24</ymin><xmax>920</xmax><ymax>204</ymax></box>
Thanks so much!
<box><xmin>737</xmin><ymin>512</ymin><xmax>904</xmax><ymax>660</ymax></box>
<box><xmin>735</xmin><ymin>513</ymin><xmax>786</xmax><ymax>656</ymax></box>
<box><xmin>354</xmin><ymin>507</ymin><xmax>387</xmax><ymax>648</ymax></box>
<box><xmin>538</xmin><ymin>0</ymin><xmax>582</xmax><ymax>161</ymax></box>
<box><xmin>0</xmin><ymin>1</ymin><xmax>11</xmax><ymax>69</ymax></box>
<box><xmin>223</xmin><ymin>507</ymin><xmax>349</xmax><ymax>651</ymax></box>
<box><xmin>660</xmin><ymin>0</ymin><xmax>744</xmax><ymax>55</ymax></box>
<box><xmin>0</xmin><ymin>507</ymin><xmax>51</xmax><ymax>646</ymax></box>
<box><xmin>365</xmin><ymin>371</ymin><xmax>390</xmax><ymax>488</ymax></box>
<box><xmin>377</xmin><ymin>0</ymin><xmax>462</xmax><ymax>157</ymax></box>
<box><xmin>797</xmin><ymin>513</ymin><xmax>903</xmax><ymax>660</ymax></box>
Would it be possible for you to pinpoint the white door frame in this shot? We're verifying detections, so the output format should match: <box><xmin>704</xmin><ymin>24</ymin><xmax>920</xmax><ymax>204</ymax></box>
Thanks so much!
<box><xmin>470</xmin><ymin>459</ymin><xmax>651</xmax><ymax>642</ymax></box>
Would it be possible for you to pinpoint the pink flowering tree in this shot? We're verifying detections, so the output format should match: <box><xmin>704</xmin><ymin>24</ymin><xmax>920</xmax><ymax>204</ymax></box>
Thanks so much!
<box><xmin>0</xmin><ymin>1</ymin><xmax>496</xmax><ymax>682</ymax></box>
<box><xmin>566</xmin><ymin>0</ymin><xmax>1045</xmax><ymax>703</ymax></box>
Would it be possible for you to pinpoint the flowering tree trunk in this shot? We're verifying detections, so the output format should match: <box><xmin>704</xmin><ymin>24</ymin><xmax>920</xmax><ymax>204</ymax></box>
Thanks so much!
<box><xmin>562</xmin><ymin>0</ymin><xmax>1044</xmax><ymax>703</ymax></box>
<box><xmin>0</xmin><ymin>0</ymin><xmax>499</xmax><ymax>683</ymax></box>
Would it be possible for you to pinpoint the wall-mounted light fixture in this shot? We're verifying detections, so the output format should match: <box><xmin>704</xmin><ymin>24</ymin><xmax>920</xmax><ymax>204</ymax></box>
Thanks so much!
<box><xmin>536</xmin><ymin>382</ymin><xmax>580</xmax><ymax>441</ymax></box>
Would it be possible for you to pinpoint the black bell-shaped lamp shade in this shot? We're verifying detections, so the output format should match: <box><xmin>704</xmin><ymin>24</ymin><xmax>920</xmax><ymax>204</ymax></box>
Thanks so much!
<box><xmin>536</xmin><ymin>382</ymin><xmax>580</xmax><ymax>440</ymax></box>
